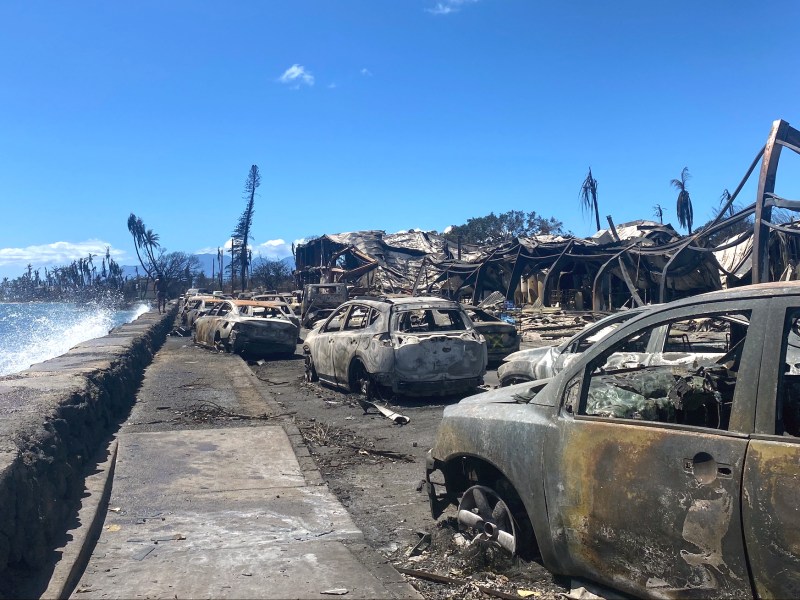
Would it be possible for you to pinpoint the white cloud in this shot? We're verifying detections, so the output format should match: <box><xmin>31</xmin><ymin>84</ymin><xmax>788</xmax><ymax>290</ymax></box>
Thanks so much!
<box><xmin>328</xmin><ymin>82</ymin><xmax>337</xmax><ymax>89</ymax></box>
<box><xmin>0</xmin><ymin>240</ymin><xmax>128</xmax><ymax>280</ymax></box>
<box><xmin>194</xmin><ymin>246</ymin><xmax>220</xmax><ymax>255</ymax></box>
<box><xmin>254</xmin><ymin>239</ymin><xmax>294</xmax><ymax>260</ymax></box>
<box><xmin>360</xmin><ymin>68</ymin><xmax>373</xmax><ymax>77</ymax></box>
<box><xmin>0</xmin><ymin>240</ymin><xmax>125</xmax><ymax>271</ymax></box>
<box><xmin>278</xmin><ymin>64</ymin><xmax>315</xmax><ymax>88</ymax></box>
<box><xmin>426</xmin><ymin>0</ymin><xmax>479</xmax><ymax>15</ymax></box>
<box><xmin>443</xmin><ymin>225</ymin><xmax>454</xmax><ymax>234</ymax></box>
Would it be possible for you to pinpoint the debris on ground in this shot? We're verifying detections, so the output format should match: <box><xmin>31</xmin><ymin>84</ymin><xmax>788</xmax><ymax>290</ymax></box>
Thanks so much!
<box><xmin>357</xmin><ymin>398</ymin><xmax>411</xmax><ymax>424</ymax></box>
<box><xmin>296</xmin><ymin>419</ymin><xmax>415</xmax><ymax>465</ymax></box>
<box><xmin>168</xmin><ymin>326</ymin><xmax>193</xmax><ymax>337</ymax></box>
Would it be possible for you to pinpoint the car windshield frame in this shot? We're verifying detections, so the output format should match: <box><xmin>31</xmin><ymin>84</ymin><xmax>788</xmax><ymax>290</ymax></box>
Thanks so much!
<box><xmin>390</xmin><ymin>306</ymin><xmax>469</xmax><ymax>334</ymax></box>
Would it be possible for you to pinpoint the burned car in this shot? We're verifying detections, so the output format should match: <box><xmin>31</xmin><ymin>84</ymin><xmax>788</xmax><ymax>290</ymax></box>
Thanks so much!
<box><xmin>426</xmin><ymin>282</ymin><xmax>800</xmax><ymax>599</ymax></box>
<box><xmin>497</xmin><ymin>307</ymin><xmax>648</xmax><ymax>386</ymax></box>
<box><xmin>303</xmin><ymin>296</ymin><xmax>487</xmax><ymax>397</ymax></box>
<box><xmin>462</xmin><ymin>306</ymin><xmax>520</xmax><ymax>363</ymax></box>
<box><xmin>193</xmin><ymin>299</ymin><xmax>298</xmax><ymax>357</ymax></box>
<box><xmin>182</xmin><ymin>295</ymin><xmax>224</xmax><ymax>328</ymax></box>
<box><xmin>252</xmin><ymin>294</ymin><xmax>301</xmax><ymax>328</ymax></box>
<box><xmin>301</xmin><ymin>282</ymin><xmax>349</xmax><ymax>328</ymax></box>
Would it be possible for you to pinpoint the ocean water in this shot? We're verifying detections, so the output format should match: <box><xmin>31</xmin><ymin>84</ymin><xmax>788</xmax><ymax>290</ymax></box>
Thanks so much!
<box><xmin>0</xmin><ymin>301</ymin><xmax>151</xmax><ymax>376</ymax></box>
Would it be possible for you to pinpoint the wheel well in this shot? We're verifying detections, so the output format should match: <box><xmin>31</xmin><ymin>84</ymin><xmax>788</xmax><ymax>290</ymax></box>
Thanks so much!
<box><xmin>347</xmin><ymin>358</ymin><xmax>368</xmax><ymax>392</ymax></box>
<box><xmin>443</xmin><ymin>455</ymin><xmax>539</xmax><ymax>557</ymax></box>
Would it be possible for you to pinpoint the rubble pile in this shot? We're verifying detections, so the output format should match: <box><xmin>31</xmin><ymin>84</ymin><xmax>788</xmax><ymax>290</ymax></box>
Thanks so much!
<box><xmin>514</xmin><ymin>310</ymin><xmax>600</xmax><ymax>344</ymax></box>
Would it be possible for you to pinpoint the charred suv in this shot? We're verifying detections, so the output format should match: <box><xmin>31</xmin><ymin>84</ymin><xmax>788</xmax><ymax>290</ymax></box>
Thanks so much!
<box><xmin>303</xmin><ymin>296</ymin><xmax>487</xmax><ymax>397</ymax></box>
<box><xmin>426</xmin><ymin>282</ymin><xmax>800</xmax><ymax>599</ymax></box>
<box><xmin>193</xmin><ymin>299</ymin><xmax>298</xmax><ymax>358</ymax></box>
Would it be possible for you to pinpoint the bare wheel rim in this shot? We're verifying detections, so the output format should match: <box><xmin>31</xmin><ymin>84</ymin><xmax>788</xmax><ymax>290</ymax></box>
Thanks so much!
<box><xmin>304</xmin><ymin>354</ymin><xmax>318</xmax><ymax>382</ymax></box>
<box><xmin>350</xmin><ymin>361</ymin><xmax>369</xmax><ymax>394</ymax></box>
<box><xmin>457</xmin><ymin>484</ymin><xmax>518</xmax><ymax>554</ymax></box>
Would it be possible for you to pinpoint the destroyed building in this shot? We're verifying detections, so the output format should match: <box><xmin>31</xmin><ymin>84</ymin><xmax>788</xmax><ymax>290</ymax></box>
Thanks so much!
<box><xmin>295</xmin><ymin>119</ymin><xmax>800</xmax><ymax>312</ymax></box>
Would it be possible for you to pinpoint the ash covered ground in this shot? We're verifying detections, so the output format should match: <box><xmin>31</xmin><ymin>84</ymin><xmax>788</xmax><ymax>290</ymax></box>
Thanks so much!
<box><xmin>249</xmin><ymin>353</ymin><xmax>572</xmax><ymax>600</ymax></box>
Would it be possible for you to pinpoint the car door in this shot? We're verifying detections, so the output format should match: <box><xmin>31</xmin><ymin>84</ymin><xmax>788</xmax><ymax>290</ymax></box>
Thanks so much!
<box><xmin>313</xmin><ymin>305</ymin><xmax>350</xmax><ymax>383</ymax></box>
<box><xmin>543</xmin><ymin>299</ymin><xmax>761</xmax><ymax>598</ymax></box>
<box><xmin>740</xmin><ymin>298</ymin><xmax>800</xmax><ymax>599</ymax></box>
<box><xmin>333</xmin><ymin>304</ymin><xmax>372</xmax><ymax>384</ymax></box>
<box><xmin>195</xmin><ymin>302</ymin><xmax>224</xmax><ymax>345</ymax></box>
<box><xmin>214</xmin><ymin>301</ymin><xmax>235</xmax><ymax>343</ymax></box>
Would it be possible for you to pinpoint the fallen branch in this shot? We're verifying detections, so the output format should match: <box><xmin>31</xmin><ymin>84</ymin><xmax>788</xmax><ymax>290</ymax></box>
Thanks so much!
<box><xmin>396</xmin><ymin>567</ymin><xmax>521</xmax><ymax>600</ymax></box>
<box><xmin>181</xmin><ymin>400</ymin><xmax>294</xmax><ymax>421</ymax></box>
<box><xmin>346</xmin><ymin>443</ymin><xmax>415</xmax><ymax>462</ymax></box>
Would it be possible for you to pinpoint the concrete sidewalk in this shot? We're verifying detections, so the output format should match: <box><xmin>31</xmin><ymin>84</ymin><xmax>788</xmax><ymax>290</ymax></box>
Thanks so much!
<box><xmin>51</xmin><ymin>337</ymin><xmax>420</xmax><ymax>599</ymax></box>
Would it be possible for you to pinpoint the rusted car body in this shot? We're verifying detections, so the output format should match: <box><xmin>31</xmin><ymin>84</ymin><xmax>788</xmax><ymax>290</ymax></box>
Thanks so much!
<box><xmin>462</xmin><ymin>306</ymin><xmax>520</xmax><ymax>363</ymax></box>
<box><xmin>193</xmin><ymin>299</ymin><xmax>298</xmax><ymax>357</ymax></box>
<box><xmin>301</xmin><ymin>283</ymin><xmax>349</xmax><ymax>328</ymax></box>
<box><xmin>252</xmin><ymin>294</ymin><xmax>301</xmax><ymax>328</ymax></box>
<box><xmin>426</xmin><ymin>282</ymin><xmax>800</xmax><ymax>599</ymax></box>
<box><xmin>304</xmin><ymin>296</ymin><xmax>487</xmax><ymax>397</ymax></box>
<box><xmin>497</xmin><ymin>308</ymin><xmax>648</xmax><ymax>386</ymax></box>
<box><xmin>182</xmin><ymin>295</ymin><xmax>224</xmax><ymax>327</ymax></box>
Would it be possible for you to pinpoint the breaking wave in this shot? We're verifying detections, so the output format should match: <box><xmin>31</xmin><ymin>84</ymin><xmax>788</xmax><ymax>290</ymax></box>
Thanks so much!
<box><xmin>0</xmin><ymin>301</ymin><xmax>150</xmax><ymax>376</ymax></box>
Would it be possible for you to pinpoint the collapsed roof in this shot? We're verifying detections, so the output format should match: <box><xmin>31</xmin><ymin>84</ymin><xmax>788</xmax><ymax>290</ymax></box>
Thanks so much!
<box><xmin>295</xmin><ymin>119</ymin><xmax>800</xmax><ymax>311</ymax></box>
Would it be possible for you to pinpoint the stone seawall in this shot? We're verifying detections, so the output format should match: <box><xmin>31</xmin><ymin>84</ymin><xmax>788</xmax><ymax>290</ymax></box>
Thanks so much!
<box><xmin>0</xmin><ymin>307</ymin><xmax>175</xmax><ymax>580</ymax></box>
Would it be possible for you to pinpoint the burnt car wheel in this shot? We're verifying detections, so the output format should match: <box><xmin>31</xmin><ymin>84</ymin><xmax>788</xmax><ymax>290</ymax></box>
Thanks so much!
<box><xmin>348</xmin><ymin>360</ymin><xmax>371</xmax><ymax>395</ymax></box>
<box><xmin>304</xmin><ymin>354</ymin><xmax>319</xmax><ymax>382</ymax></box>
<box><xmin>458</xmin><ymin>484</ymin><xmax>528</xmax><ymax>555</ymax></box>
<box><xmin>214</xmin><ymin>332</ymin><xmax>231</xmax><ymax>352</ymax></box>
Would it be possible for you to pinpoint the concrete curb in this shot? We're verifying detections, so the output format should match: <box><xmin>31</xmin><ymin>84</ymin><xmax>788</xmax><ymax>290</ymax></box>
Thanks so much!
<box><xmin>238</xmin><ymin>357</ymin><xmax>422</xmax><ymax>598</ymax></box>
<box><xmin>43</xmin><ymin>438</ymin><xmax>118</xmax><ymax>600</ymax></box>
<box><xmin>237</xmin><ymin>357</ymin><xmax>325</xmax><ymax>486</ymax></box>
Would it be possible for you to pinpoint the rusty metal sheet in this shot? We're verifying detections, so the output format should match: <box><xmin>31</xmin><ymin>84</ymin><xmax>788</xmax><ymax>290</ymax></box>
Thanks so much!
<box><xmin>546</xmin><ymin>419</ymin><xmax>752</xmax><ymax>598</ymax></box>
<box><xmin>742</xmin><ymin>439</ymin><xmax>800</xmax><ymax>600</ymax></box>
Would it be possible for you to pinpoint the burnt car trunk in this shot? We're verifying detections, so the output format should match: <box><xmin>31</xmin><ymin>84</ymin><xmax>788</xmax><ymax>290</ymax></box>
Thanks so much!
<box><xmin>230</xmin><ymin>320</ymin><xmax>298</xmax><ymax>356</ymax></box>
<box><xmin>392</xmin><ymin>332</ymin><xmax>485</xmax><ymax>382</ymax></box>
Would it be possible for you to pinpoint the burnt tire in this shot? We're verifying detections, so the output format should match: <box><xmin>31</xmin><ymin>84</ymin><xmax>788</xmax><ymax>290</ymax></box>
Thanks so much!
<box><xmin>214</xmin><ymin>332</ymin><xmax>230</xmax><ymax>352</ymax></box>
<box><xmin>304</xmin><ymin>354</ymin><xmax>319</xmax><ymax>382</ymax></box>
<box><xmin>348</xmin><ymin>360</ymin><xmax>370</xmax><ymax>394</ymax></box>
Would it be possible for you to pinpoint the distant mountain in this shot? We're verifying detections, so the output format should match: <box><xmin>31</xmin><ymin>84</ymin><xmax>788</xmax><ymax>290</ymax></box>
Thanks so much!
<box><xmin>120</xmin><ymin>253</ymin><xmax>295</xmax><ymax>279</ymax></box>
<box><xmin>191</xmin><ymin>253</ymin><xmax>295</xmax><ymax>277</ymax></box>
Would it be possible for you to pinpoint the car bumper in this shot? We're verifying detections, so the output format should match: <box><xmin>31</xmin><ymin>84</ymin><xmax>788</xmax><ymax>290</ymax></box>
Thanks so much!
<box><xmin>392</xmin><ymin>376</ymin><xmax>483</xmax><ymax>397</ymax></box>
<box><xmin>425</xmin><ymin>449</ymin><xmax>451</xmax><ymax>519</ymax></box>
<box><xmin>230</xmin><ymin>333</ymin><xmax>296</xmax><ymax>356</ymax></box>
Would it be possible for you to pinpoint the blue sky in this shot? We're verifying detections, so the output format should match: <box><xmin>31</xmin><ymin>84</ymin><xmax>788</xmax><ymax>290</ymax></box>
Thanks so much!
<box><xmin>1</xmin><ymin>0</ymin><xmax>799</xmax><ymax>279</ymax></box>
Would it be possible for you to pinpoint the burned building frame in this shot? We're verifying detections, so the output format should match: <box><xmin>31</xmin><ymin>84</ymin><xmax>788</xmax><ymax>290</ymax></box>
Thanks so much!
<box><xmin>295</xmin><ymin>119</ymin><xmax>800</xmax><ymax>312</ymax></box>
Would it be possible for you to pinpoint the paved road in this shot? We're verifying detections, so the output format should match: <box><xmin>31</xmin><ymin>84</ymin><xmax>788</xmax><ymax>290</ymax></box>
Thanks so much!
<box><xmin>59</xmin><ymin>336</ymin><xmax>420</xmax><ymax>599</ymax></box>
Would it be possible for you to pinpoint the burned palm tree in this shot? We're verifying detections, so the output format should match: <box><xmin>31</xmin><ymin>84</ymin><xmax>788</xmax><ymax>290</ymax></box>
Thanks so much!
<box><xmin>718</xmin><ymin>189</ymin><xmax>734</xmax><ymax>218</ymax></box>
<box><xmin>217</xmin><ymin>247</ymin><xmax>224</xmax><ymax>290</ymax></box>
<box><xmin>671</xmin><ymin>167</ymin><xmax>693</xmax><ymax>234</ymax></box>
<box><xmin>127</xmin><ymin>214</ymin><xmax>147</xmax><ymax>272</ymax></box>
<box><xmin>231</xmin><ymin>165</ymin><xmax>261</xmax><ymax>291</ymax></box>
<box><xmin>653</xmin><ymin>204</ymin><xmax>665</xmax><ymax>224</ymax></box>
<box><xmin>127</xmin><ymin>213</ymin><xmax>162</xmax><ymax>297</ymax></box>
<box><xmin>579</xmin><ymin>167</ymin><xmax>601</xmax><ymax>232</ymax></box>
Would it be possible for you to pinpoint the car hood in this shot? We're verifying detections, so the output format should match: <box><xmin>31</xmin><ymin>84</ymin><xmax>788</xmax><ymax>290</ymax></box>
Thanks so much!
<box><xmin>456</xmin><ymin>377</ymin><xmax>555</xmax><ymax>406</ymax></box>
<box><xmin>501</xmin><ymin>345</ymin><xmax>557</xmax><ymax>364</ymax></box>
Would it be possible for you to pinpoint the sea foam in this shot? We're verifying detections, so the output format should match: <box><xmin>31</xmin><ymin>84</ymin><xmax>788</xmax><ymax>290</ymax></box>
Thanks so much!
<box><xmin>0</xmin><ymin>302</ymin><xmax>150</xmax><ymax>376</ymax></box>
